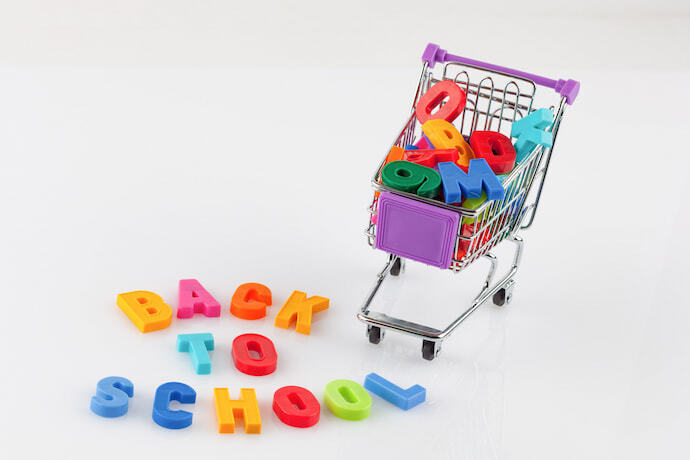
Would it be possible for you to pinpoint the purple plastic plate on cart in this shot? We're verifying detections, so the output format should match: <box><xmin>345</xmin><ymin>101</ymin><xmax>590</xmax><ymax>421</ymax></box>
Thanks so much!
<box><xmin>375</xmin><ymin>192</ymin><xmax>460</xmax><ymax>269</ymax></box>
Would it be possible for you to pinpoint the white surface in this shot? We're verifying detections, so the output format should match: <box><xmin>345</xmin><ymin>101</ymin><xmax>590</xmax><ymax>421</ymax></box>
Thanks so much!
<box><xmin>1</xmin><ymin>3</ymin><xmax>690</xmax><ymax>460</ymax></box>
<box><xmin>1</xmin><ymin>1</ymin><xmax>689</xmax><ymax>70</ymax></box>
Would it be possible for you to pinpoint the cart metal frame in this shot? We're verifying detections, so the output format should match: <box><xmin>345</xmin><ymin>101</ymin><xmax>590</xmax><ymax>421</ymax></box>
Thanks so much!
<box><xmin>357</xmin><ymin>43</ymin><xmax>579</xmax><ymax>360</ymax></box>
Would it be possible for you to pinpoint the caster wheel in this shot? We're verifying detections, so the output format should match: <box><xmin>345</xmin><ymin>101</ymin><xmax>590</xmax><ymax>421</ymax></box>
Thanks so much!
<box><xmin>390</xmin><ymin>258</ymin><xmax>402</xmax><ymax>276</ymax></box>
<box><xmin>492</xmin><ymin>279</ymin><xmax>515</xmax><ymax>306</ymax></box>
<box><xmin>492</xmin><ymin>288</ymin><xmax>507</xmax><ymax>306</ymax></box>
<box><xmin>422</xmin><ymin>340</ymin><xmax>439</xmax><ymax>361</ymax></box>
<box><xmin>367</xmin><ymin>326</ymin><xmax>383</xmax><ymax>344</ymax></box>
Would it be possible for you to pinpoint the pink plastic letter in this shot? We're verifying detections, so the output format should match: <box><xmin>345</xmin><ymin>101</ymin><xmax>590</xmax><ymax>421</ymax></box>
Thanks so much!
<box><xmin>177</xmin><ymin>279</ymin><xmax>221</xmax><ymax>319</ymax></box>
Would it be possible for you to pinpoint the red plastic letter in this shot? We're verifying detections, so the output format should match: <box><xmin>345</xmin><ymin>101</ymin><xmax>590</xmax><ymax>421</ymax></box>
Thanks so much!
<box><xmin>469</xmin><ymin>131</ymin><xmax>517</xmax><ymax>175</ymax></box>
<box><xmin>230</xmin><ymin>283</ymin><xmax>272</xmax><ymax>320</ymax></box>
<box><xmin>404</xmin><ymin>148</ymin><xmax>459</xmax><ymax>168</ymax></box>
<box><xmin>273</xmin><ymin>386</ymin><xmax>320</xmax><ymax>428</ymax></box>
<box><xmin>231</xmin><ymin>333</ymin><xmax>278</xmax><ymax>376</ymax></box>
<box><xmin>415</xmin><ymin>80</ymin><xmax>467</xmax><ymax>124</ymax></box>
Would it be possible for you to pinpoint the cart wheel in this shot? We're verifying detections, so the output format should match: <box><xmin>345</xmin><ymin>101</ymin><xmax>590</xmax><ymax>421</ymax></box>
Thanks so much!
<box><xmin>422</xmin><ymin>340</ymin><xmax>438</xmax><ymax>361</ymax></box>
<box><xmin>492</xmin><ymin>289</ymin><xmax>507</xmax><ymax>306</ymax></box>
<box><xmin>367</xmin><ymin>325</ymin><xmax>383</xmax><ymax>344</ymax></box>
<box><xmin>492</xmin><ymin>279</ymin><xmax>515</xmax><ymax>307</ymax></box>
<box><xmin>390</xmin><ymin>257</ymin><xmax>402</xmax><ymax>276</ymax></box>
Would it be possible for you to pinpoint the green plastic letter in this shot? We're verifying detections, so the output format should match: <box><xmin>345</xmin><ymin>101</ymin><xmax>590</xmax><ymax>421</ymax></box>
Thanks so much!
<box><xmin>324</xmin><ymin>379</ymin><xmax>372</xmax><ymax>421</ymax></box>
<box><xmin>381</xmin><ymin>160</ymin><xmax>442</xmax><ymax>199</ymax></box>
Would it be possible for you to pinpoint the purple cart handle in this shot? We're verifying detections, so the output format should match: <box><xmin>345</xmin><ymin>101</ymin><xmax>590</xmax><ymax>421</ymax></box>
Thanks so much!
<box><xmin>422</xmin><ymin>43</ymin><xmax>580</xmax><ymax>105</ymax></box>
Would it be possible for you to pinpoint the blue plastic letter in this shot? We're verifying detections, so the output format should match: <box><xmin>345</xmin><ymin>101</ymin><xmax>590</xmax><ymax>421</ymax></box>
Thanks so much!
<box><xmin>152</xmin><ymin>382</ymin><xmax>196</xmax><ymax>429</ymax></box>
<box><xmin>363</xmin><ymin>373</ymin><xmax>426</xmax><ymax>410</ymax></box>
<box><xmin>177</xmin><ymin>333</ymin><xmax>214</xmax><ymax>375</ymax></box>
<box><xmin>90</xmin><ymin>376</ymin><xmax>134</xmax><ymax>418</ymax></box>
<box><xmin>438</xmin><ymin>159</ymin><xmax>504</xmax><ymax>204</ymax></box>
<box><xmin>511</xmin><ymin>108</ymin><xmax>553</xmax><ymax>162</ymax></box>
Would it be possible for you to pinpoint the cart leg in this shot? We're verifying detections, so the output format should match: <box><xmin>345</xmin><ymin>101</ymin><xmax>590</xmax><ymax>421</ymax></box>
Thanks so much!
<box><xmin>359</xmin><ymin>255</ymin><xmax>399</xmax><ymax>347</ymax></box>
<box><xmin>360</xmin><ymin>255</ymin><xmax>398</xmax><ymax>318</ymax></box>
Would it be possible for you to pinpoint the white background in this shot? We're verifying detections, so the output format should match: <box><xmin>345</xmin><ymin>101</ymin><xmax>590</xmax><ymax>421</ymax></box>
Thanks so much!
<box><xmin>1</xmin><ymin>1</ymin><xmax>689</xmax><ymax>459</ymax></box>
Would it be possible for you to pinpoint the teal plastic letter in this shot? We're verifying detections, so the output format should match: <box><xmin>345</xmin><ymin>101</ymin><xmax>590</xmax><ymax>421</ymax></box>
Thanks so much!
<box><xmin>177</xmin><ymin>333</ymin><xmax>214</xmax><ymax>374</ymax></box>
<box><xmin>511</xmin><ymin>108</ymin><xmax>553</xmax><ymax>162</ymax></box>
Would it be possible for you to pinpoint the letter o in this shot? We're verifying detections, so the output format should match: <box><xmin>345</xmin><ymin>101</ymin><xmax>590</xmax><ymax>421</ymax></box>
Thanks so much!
<box><xmin>273</xmin><ymin>386</ymin><xmax>320</xmax><ymax>428</ymax></box>
<box><xmin>231</xmin><ymin>333</ymin><xmax>278</xmax><ymax>376</ymax></box>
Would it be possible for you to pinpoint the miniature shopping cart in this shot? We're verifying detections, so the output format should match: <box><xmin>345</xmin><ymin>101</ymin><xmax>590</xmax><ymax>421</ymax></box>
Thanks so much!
<box><xmin>358</xmin><ymin>43</ymin><xmax>580</xmax><ymax>360</ymax></box>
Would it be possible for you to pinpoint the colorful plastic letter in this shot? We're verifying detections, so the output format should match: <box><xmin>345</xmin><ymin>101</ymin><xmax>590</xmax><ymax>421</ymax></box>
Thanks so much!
<box><xmin>469</xmin><ymin>131</ymin><xmax>516</xmax><ymax>174</ymax></box>
<box><xmin>90</xmin><ymin>376</ymin><xmax>134</xmax><ymax>418</ymax></box>
<box><xmin>511</xmin><ymin>108</ymin><xmax>553</xmax><ymax>162</ymax></box>
<box><xmin>375</xmin><ymin>146</ymin><xmax>406</xmax><ymax>198</ymax></box>
<box><xmin>404</xmin><ymin>148</ymin><xmax>459</xmax><ymax>168</ymax></box>
<box><xmin>324</xmin><ymin>379</ymin><xmax>371</xmax><ymax>421</ymax></box>
<box><xmin>214</xmin><ymin>388</ymin><xmax>261</xmax><ymax>434</ymax></box>
<box><xmin>456</xmin><ymin>223</ymin><xmax>474</xmax><ymax>259</ymax></box>
<box><xmin>422</xmin><ymin>119</ymin><xmax>474</xmax><ymax>167</ymax></box>
<box><xmin>415</xmin><ymin>80</ymin><xmax>466</xmax><ymax>124</ymax></box>
<box><xmin>116</xmin><ymin>291</ymin><xmax>172</xmax><ymax>333</ymax></box>
<box><xmin>363</xmin><ymin>373</ymin><xmax>426</xmax><ymax>411</ymax></box>
<box><xmin>152</xmin><ymin>382</ymin><xmax>196</xmax><ymax>429</ymax></box>
<box><xmin>381</xmin><ymin>160</ymin><xmax>442</xmax><ymax>199</ymax></box>
<box><xmin>230</xmin><ymin>283</ymin><xmax>272</xmax><ymax>320</ymax></box>
<box><xmin>177</xmin><ymin>333</ymin><xmax>214</xmax><ymax>375</ymax></box>
<box><xmin>461</xmin><ymin>192</ymin><xmax>488</xmax><ymax>224</ymax></box>
<box><xmin>438</xmin><ymin>159</ymin><xmax>505</xmax><ymax>204</ymax></box>
<box><xmin>383</xmin><ymin>145</ymin><xmax>405</xmax><ymax>165</ymax></box>
<box><xmin>177</xmin><ymin>279</ymin><xmax>221</xmax><ymax>319</ymax></box>
<box><xmin>415</xmin><ymin>135</ymin><xmax>432</xmax><ymax>149</ymax></box>
<box><xmin>274</xmin><ymin>291</ymin><xmax>329</xmax><ymax>335</ymax></box>
<box><xmin>404</xmin><ymin>144</ymin><xmax>418</xmax><ymax>150</ymax></box>
<box><xmin>273</xmin><ymin>386</ymin><xmax>320</xmax><ymax>428</ymax></box>
<box><xmin>231</xmin><ymin>333</ymin><xmax>277</xmax><ymax>376</ymax></box>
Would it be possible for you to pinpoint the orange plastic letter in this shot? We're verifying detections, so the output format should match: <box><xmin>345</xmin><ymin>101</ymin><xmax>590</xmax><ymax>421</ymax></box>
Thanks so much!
<box><xmin>116</xmin><ymin>291</ymin><xmax>172</xmax><ymax>333</ymax></box>
<box><xmin>375</xmin><ymin>146</ymin><xmax>405</xmax><ymax>198</ymax></box>
<box><xmin>383</xmin><ymin>145</ymin><xmax>405</xmax><ymax>165</ymax></box>
<box><xmin>274</xmin><ymin>291</ymin><xmax>329</xmax><ymax>335</ymax></box>
<box><xmin>214</xmin><ymin>388</ymin><xmax>261</xmax><ymax>434</ymax></box>
<box><xmin>421</xmin><ymin>119</ymin><xmax>474</xmax><ymax>168</ymax></box>
<box><xmin>230</xmin><ymin>283</ymin><xmax>272</xmax><ymax>320</ymax></box>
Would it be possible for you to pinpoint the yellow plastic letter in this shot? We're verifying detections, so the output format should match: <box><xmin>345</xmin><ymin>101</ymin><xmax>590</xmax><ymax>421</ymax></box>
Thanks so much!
<box><xmin>274</xmin><ymin>291</ymin><xmax>329</xmax><ymax>335</ymax></box>
<box><xmin>214</xmin><ymin>388</ymin><xmax>261</xmax><ymax>434</ymax></box>
<box><xmin>116</xmin><ymin>291</ymin><xmax>172</xmax><ymax>333</ymax></box>
<box><xmin>421</xmin><ymin>119</ymin><xmax>474</xmax><ymax>167</ymax></box>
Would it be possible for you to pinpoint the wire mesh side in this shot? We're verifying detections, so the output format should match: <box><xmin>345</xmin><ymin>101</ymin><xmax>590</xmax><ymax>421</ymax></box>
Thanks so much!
<box><xmin>449</xmin><ymin>144</ymin><xmax>545</xmax><ymax>271</ymax></box>
<box><xmin>366</xmin><ymin>60</ymin><xmax>563</xmax><ymax>272</ymax></box>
